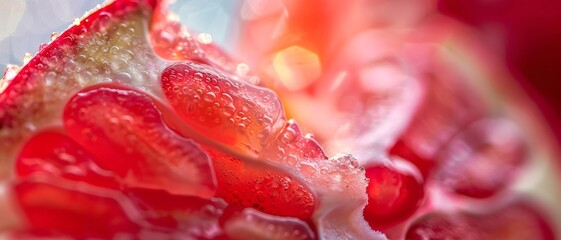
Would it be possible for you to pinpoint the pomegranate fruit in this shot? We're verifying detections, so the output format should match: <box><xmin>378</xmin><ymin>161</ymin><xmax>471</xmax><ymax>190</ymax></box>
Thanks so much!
<box><xmin>0</xmin><ymin>0</ymin><xmax>559</xmax><ymax>239</ymax></box>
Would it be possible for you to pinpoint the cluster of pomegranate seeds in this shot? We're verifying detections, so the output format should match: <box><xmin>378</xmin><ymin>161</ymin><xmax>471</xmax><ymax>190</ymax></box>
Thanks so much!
<box><xmin>0</xmin><ymin>0</ymin><xmax>559</xmax><ymax>239</ymax></box>
<box><xmin>235</xmin><ymin>0</ymin><xmax>559</xmax><ymax>239</ymax></box>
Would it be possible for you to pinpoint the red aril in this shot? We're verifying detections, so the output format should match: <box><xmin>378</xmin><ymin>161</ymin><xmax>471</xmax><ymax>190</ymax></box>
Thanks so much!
<box><xmin>435</xmin><ymin>118</ymin><xmax>528</xmax><ymax>198</ymax></box>
<box><xmin>405</xmin><ymin>212</ymin><xmax>477</xmax><ymax>240</ymax></box>
<box><xmin>150</xmin><ymin>10</ymin><xmax>206</xmax><ymax>63</ymax></box>
<box><xmin>263</xmin><ymin>120</ymin><xmax>327</xmax><ymax>164</ymax></box>
<box><xmin>161</xmin><ymin>61</ymin><xmax>284</xmax><ymax>154</ymax></box>
<box><xmin>15</xmin><ymin>131</ymin><xmax>120</xmax><ymax>189</ymax></box>
<box><xmin>389</xmin><ymin>68</ymin><xmax>486</xmax><ymax>178</ymax></box>
<box><xmin>221</xmin><ymin>208</ymin><xmax>316</xmax><ymax>240</ymax></box>
<box><xmin>406</xmin><ymin>200</ymin><xmax>555</xmax><ymax>240</ymax></box>
<box><xmin>63</xmin><ymin>84</ymin><xmax>216</xmax><ymax>197</ymax></box>
<box><xmin>13</xmin><ymin>177</ymin><xmax>142</xmax><ymax>238</ymax></box>
<box><xmin>205</xmin><ymin>148</ymin><xmax>316</xmax><ymax>220</ymax></box>
<box><xmin>123</xmin><ymin>187</ymin><xmax>226</xmax><ymax>237</ymax></box>
<box><xmin>363</xmin><ymin>159</ymin><xmax>425</xmax><ymax>229</ymax></box>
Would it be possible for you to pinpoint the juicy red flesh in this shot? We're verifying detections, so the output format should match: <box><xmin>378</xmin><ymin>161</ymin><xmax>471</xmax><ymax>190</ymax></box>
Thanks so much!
<box><xmin>16</xmin><ymin>131</ymin><xmax>120</xmax><ymax>189</ymax></box>
<box><xmin>435</xmin><ymin>119</ymin><xmax>528</xmax><ymax>198</ymax></box>
<box><xmin>406</xmin><ymin>201</ymin><xmax>555</xmax><ymax>240</ymax></box>
<box><xmin>363</xmin><ymin>161</ymin><xmax>425</xmax><ymax>229</ymax></box>
<box><xmin>14</xmin><ymin>178</ymin><xmax>141</xmax><ymax>238</ymax></box>
<box><xmin>1</xmin><ymin>0</ymin><xmax>558</xmax><ymax>238</ymax></box>
<box><xmin>63</xmin><ymin>85</ymin><xmax>216</xmax><ymax>197</ymax></box>
<box><xmin>389</xmin><ymin>139</ymin><xmax>434</xmax><ymax>178</ymax></box>
<box><xmin>389</xmin><ymin>73</ymin><xmax>485</xmax><ymax>179</ymax></box>
<box><xmin>150</xmin><ymin>14</ymin><xmax>207</xmax><ymax>63</ymax></box>
<box><xmin>264</xmin><ymin>120</ymin><xmax>327</xmax><ymax>163</ymax></box>
<box><xmin>123</xmin><ymin>187</ymin><xmax>226</xmax><ymax>235</ymax></box>
<box><xmin>161</xmin><ymin>62</ymin><xmax>283</xmax><ymax>153</ymax></box>
<box><xmin>221</xmin><ymin>208</ymin><xmax>316</xmax><ymax>240</ymax></box>
<box><xmin>207</xmin><ymin>148</ymin><xmax>316</xmax><ymax>220</ymax></box>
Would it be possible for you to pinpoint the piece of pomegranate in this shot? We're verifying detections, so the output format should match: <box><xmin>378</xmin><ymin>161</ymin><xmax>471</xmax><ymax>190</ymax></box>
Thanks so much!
<box><xmin>63</xmin><ymin>84</ymin><xmax>217</xmax><ymax>197</ymax></box>
<box><xmin>122</xmin><ymin>187</ymin><xmax>226</xmax><ymax>237</ymax></box>
<box><xmin>0</xmin><ymin>0</ymin><xmax>385</xmax><ymax>239</ymax></box>
<box><xmin>15</xmin><ymin>131</ymin><xmax>120</xmax><ymax>189</ymax></box>
<box><xmin>206</xmin><ymin>148</ymin><xmax>316</xmax><ymax>220</ymax></box>
<box><xmin>434</xmin><ymin>118</ymin><xmax>528</xmax><ymax>198</ymax></box>
<box><xmin>161</xmin><ymin>61</ymin><xmax>284</xmax><ymax>154</ymax></box>
<box><xmin>363</xmin><ymin>159</ymin><xmax>425</xmax><ymax>229</ymax></box>
<box><xmin>13</xmin><ymin>177</ymin><xmax>143</xmax><ymax>238</ymax></box>
<box><xmin>406</xmin><ymin>200</ymin><xmax>555</xmax><ymax>240</ymax></box>
<box><xmin>221</xmin><ymin>208</ymin><xmax>316</xmax><ymax>240</ymax></box>
<box><xmin>389</xmin><ymin>67</ymin><xmax>486</xmax><ymax>178</ymax></box>
<box><xmin>1</xmin><ymin>0</ymin><xmax>560</xmax><ymax>239</ymax></box>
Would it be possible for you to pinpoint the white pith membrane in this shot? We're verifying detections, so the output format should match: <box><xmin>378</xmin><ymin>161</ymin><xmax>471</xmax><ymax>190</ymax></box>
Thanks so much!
<box><xmin>0</xmin><ymin>0</ymin><xmax>386</xmax><ymax>239</ymax></box>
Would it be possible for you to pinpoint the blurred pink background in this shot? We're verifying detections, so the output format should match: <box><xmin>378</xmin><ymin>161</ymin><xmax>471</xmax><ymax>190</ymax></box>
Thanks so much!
<box><xmin>438</xmin><ymin>0</ymin><xmax>561</xmax><ymax>144</ymax></box>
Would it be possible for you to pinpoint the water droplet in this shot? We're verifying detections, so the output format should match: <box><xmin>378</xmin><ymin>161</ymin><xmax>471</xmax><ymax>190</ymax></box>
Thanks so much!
<box><xmin>256</xmin><ymin>191</ymin><xmax>266</xmax><ymax>202</ymax></box>
<box><xmin>197</xmin><ymin>33</ymin><xmax>213</xmax><ymax>44</ymax></box>
<box><xmin>220</xmin><ymin>93</ymin><xmax>233</xmax><ymax>104</ymax></box>
<box><xmin>287</xmin><ymin>154</ymin><xmax>298</xmax><ymax>166</ymax></box>
<box><xmin>82</xmin><ymin>128</ymin><xmax>97</xmax><ymax>142</ymax></box>
<box><xmin>44</xmin><ymin>71</ymin><xmax>57</xmax><ymax>87</ymax></box>
<box><xmin>115</xmin><ymin>72</ymin><xmax>131</xmax><ymax>82</ymax></box>
<box><xmin>50</xmin><ymin>32</ymin><xmax>60</xmax><ymax>41</ymax></box>
<box><xmin>109</xmin><ymin>46</ymin><xmax>120</xmax><ymax>55</ymax></box>
<box><xmin>236</xmin><ymin>63</ymin><xmax>250</xmax><ymax>76</ymax></box>
<box><xmin>203</xmin><ymin>92</ymin><xmax>216</xmax><ymax>102</ymax></box>
<box><xmin>237</xmin><ymin>123</ymin><xmax>246</xmax><ymax>132</ymax></box>
<box><xmin>300</xmin><ymin>162</ymin><xmax>316</xmax><ymax>177</ymax></box>
<box><xmin>194</xmin><ymin>72</ymin><xmax>203</xmax><ymax>81</ymax></box>
<box><xmin>58</xmin><ymin>153</ymin><xmax>76</xmax><ymax>163</ymax></box>
<box><xmin>281</xmin><ymin>127</ymin><xmax>297</xmax><ymax>144</ymax></box>
<box><xmin>22</xmin><ymin>52</ymin><xmax>33</xmax><ymax>64</ymax></box>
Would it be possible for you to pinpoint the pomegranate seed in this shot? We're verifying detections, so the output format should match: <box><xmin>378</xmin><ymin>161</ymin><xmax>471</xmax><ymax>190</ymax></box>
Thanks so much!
<box><xmin>406</xmin><ymin>200</ymin><xmax>555</xmax><ymax>240</ymax></box>
<box><xmin>63</xmin><ymin>84</ymin><xmax>216</xmax><ymax>197</ymax></box>
<box><xmin>363</xmin><ymin>159</ymin><xmax>425</xmax><ymax>229</ymax></box>
<box><xmin>263</xmin><ymin>120</ymin><xmax>327</xmax><ymax>164</ymax></box>
<box><xmin>435</xmin><ymin>118</ymin><xmax>528</xmax><ymax>198</ymax></box>
<box><xmin>206</xmin><ymin>148</ymin><xmax>316</xmax><ymax>220</ymax></box>
<box><xmin>161</xmin><ymin>62</ymin><xmax>284</xmax><ymax>154</ymax></box>
<box><xmin>123</xmin><ymin>187</ymin><xmax>226</xmax><ymax>237</ymax></box>
<box><xmin>390</xmin><ymin>73</ymin><xmax>485</xmax><ymax>178</ymax></box>
<box><xmin>405</xmin><ymin>212</ymin><xmax>477</xmax><ymax>240</ymax></box>
<box><xmin>16</xmin><ymin>131</ymin><xmax>120</xmax><ymax>189</ymax></box>
<box><xmin>222</xmin><ymin>208</ymin><xmax>316</xmax><ymax>240</ymax></box>
<box><xmin>150</xmin><ymin>12</ymin><xmax>207</xmax><ymax>63</ymax></box>
<box><xmin>13</xmin><ymin>178</ymin><xmax>142</xmax><ymax>238</ymax></box>
<box><xmin>389</xmin><ymin>139</ymin><xmax>433</xmax><ymax>178</ymax></box>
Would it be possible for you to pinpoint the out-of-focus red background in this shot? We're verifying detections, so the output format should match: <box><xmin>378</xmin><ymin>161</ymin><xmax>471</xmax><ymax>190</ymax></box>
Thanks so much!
<box><xmin>438</xmin><ymin>0</ymin><xmax>561</xmax><ymax>143</ymax></box>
